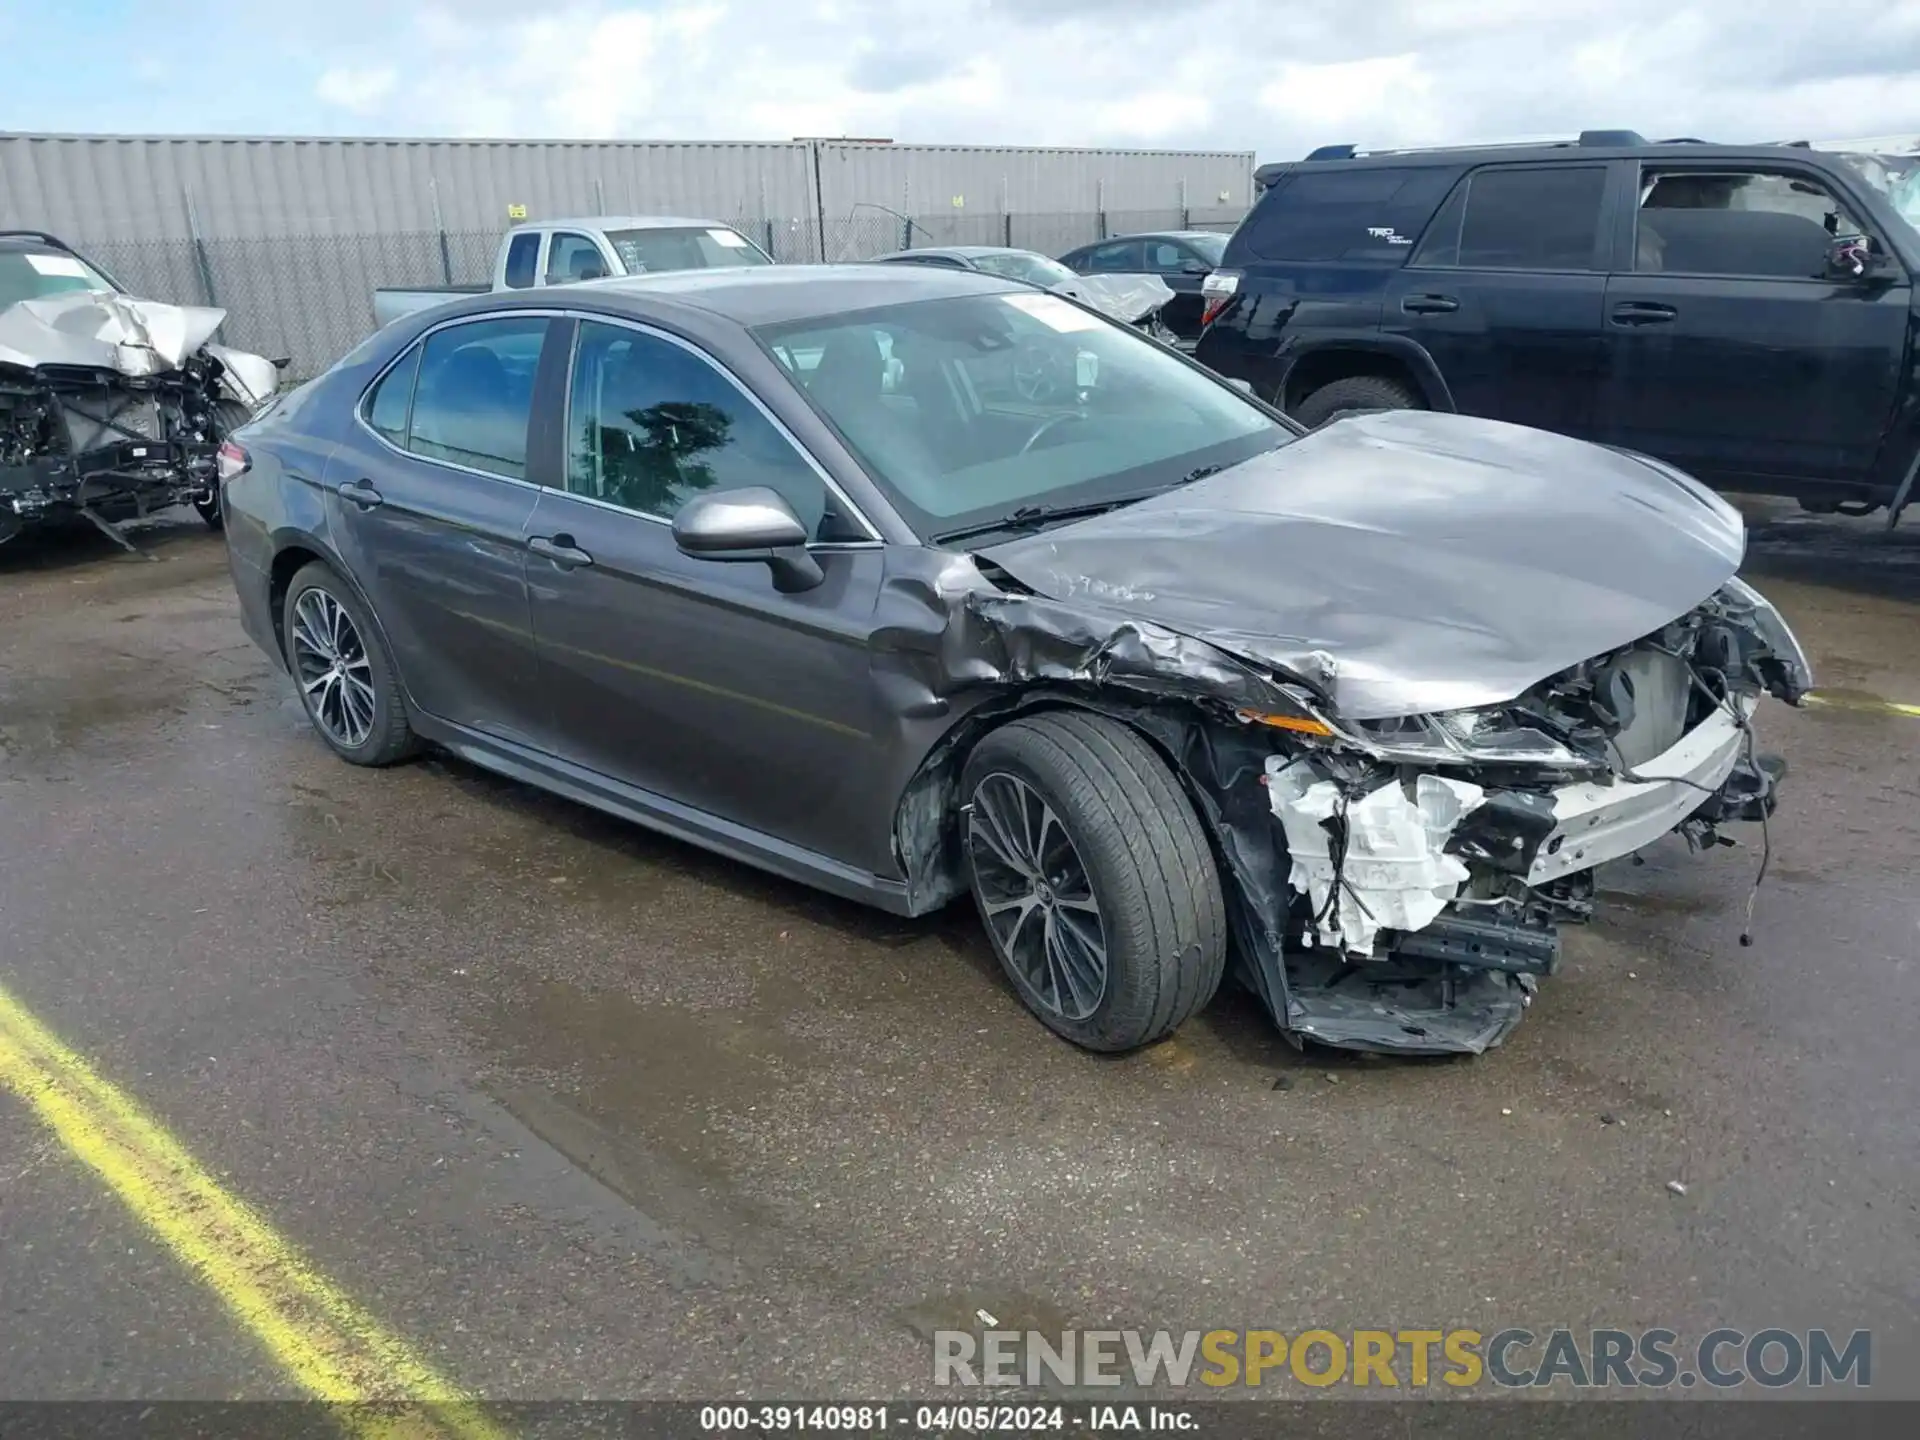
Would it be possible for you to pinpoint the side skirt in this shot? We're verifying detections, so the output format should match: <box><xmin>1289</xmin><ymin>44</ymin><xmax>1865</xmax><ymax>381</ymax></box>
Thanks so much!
<box><xmin>407</xmin><ymin>712</ymin><xmax>920</xmax><ymax>918</ymax></box>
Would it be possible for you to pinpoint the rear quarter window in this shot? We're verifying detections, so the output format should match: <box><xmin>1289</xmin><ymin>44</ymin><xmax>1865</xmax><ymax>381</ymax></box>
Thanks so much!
<box><xmin>1234</xmin><ymin>166</ymin><xmax>1460</xmax><ymax>263</ymax></box>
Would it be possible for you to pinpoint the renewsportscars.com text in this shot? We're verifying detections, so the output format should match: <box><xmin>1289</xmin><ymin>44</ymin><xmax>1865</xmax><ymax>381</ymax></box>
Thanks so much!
<box><xmin>933</xmin><ymin>1327</ymin><xmax>1872</xmax><ymax>1390</ymax></box>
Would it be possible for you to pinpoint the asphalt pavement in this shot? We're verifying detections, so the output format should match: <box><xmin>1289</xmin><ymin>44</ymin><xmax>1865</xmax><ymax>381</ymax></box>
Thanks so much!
<box><xmin>0</xmin><ymin>500</ymin><xmax>1915</xmax><ymax>1407</ymax></box>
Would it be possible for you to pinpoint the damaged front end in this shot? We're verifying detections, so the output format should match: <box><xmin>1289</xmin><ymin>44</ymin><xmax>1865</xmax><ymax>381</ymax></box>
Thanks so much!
<box><xmin>0</xmin><ymin>289</ymin><xmax>277</xmax><ymax>546</ymax></box>
<box><xmin>920</xmin><ymin>561</ymin><xmax>1809</xmax><ymax>1058</ymax></box>
<box><xmin>1249</xmin><ymin>577</ymin><xmax>1807</xmax><ymax>1053</ymax></box>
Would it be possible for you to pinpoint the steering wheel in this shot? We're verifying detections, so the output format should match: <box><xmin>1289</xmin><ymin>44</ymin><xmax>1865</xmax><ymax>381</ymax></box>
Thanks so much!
<box><xmin>1019</xmin><ymin>412</ymin><xmax>1087</xmax><ymax>455</ymax></box>
<box><xmin>1011</xmin><ymin>342</ymin><xmax>1069</xmax><ymax>404</ymax></box>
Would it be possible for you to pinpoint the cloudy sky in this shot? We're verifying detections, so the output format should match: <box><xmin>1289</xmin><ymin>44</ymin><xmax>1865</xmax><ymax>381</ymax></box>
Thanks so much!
<box><xmin>6</xmin><ymin>0</ymin><xmax>1920</xmax><ymax>156</ymax></box>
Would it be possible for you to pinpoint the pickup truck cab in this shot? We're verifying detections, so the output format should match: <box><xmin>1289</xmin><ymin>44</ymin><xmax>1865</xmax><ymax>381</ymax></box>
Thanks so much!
<box><xmin>372</xmin><ymin>215</ymin><xmax>774</xmax><ymax>329</ymax></box>
<box><xmin>1194</xmin><ymin>132</ymin><xmax>1920</xmax><ymax>522</ymax></box>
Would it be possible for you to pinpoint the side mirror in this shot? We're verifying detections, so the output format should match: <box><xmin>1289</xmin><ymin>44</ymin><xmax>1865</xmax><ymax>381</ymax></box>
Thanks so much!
<box><xmin>1826</xmin><ymin>237</ymin><xmax>1881</xmax><ymax>282</ymax></box>
<box><xmin>1180</xmin><ymin>259</ymin><xmax>1210</xmax><ymax>275</ymax></box>
<box><xmin>672</xmin><ymin>486</ymin><xmax>823</xmax><ymax>593</ymax></box>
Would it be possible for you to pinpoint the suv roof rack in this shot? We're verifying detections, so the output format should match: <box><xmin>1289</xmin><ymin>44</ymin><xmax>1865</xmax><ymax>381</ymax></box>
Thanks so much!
<box><xmin>1303</xmin><ymin>129</ymin><xmax>1664</xmax><ymax>161</ymax></box>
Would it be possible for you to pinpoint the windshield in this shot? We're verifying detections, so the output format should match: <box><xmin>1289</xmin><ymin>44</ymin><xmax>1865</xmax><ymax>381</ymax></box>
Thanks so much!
<box><xmin>969</xmin><ymin>251</ymin><xmax>1076</xmax><ymax>288</ymax></box>
<box><xmin>1184</xmin><ymin>233</ymin><xmax>1228</xmax><ymax>264</ymax></box>
<box><xmin>604</xmin><ymin>226</ymin><xmax>773</xmax><ymax>274</ymax></box>
<box><xmin>1833</xmin><ymin>152</ymin><xmax>1920</xmax><ymax>248</ymax></box>
<box><xmin>758</xmin><ymin>291</ymin><xmax>1289</xmax><ymax>542</ymax></box>
<box><xmin>0</xmin><ymin>245</ymin><xmax>116</xmax><ymax>308</ymax></box>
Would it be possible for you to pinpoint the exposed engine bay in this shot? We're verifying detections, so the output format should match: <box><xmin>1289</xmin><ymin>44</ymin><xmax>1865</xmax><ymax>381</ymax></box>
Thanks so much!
<box><xmin>0</xmin><ymin>235</ymin><xmax>280</xmax><ymax>547</ymax></box>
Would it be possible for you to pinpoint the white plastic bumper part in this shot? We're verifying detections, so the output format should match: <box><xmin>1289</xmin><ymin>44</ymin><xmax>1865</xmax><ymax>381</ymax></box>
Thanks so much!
<box><xmin>1526</xmin><ymin>698</ymin><xmax>1755</xmax><ymax>884</ymax></box>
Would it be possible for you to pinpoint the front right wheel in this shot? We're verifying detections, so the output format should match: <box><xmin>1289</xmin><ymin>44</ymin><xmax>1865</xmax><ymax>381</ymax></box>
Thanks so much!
<box><xmin>962</xmin><ymin>711</ymin><xmax>1228</xmax><ymax>1052</ymax></box>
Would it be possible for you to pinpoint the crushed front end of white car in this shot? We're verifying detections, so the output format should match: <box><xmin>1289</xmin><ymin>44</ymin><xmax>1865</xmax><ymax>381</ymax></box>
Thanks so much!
<box><xmin>1</xmin><ymin>238</ymin><xmax>279</xmax><ymax>546</ymax></box>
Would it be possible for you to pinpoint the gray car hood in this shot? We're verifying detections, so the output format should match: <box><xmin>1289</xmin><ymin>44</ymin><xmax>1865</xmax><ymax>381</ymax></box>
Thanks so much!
<box><xmin>979</xmin><ymin>410</ymin><xmax>1747</xmax><ymax>720</ymax></box>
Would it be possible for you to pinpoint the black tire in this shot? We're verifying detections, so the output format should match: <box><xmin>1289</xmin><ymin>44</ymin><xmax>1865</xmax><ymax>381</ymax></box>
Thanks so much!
<box><xmin>961</xmin><ymin>710</ymin><xmax>1228</xmax><ymax>1052</ymax></box>
<box><xmin>1292</xmin><ymin>374</ymin><xmax>1420</xmax><ymax>429</ymax></box>
<box><xmin>195</xmin><ymin>399</ymin><xmax>254</xmax><ymax>531</ymax></box>
<box><xmin>280</xmin><ymin>560</ymin><xmax>417</xmax><ymax>767</ymax></box>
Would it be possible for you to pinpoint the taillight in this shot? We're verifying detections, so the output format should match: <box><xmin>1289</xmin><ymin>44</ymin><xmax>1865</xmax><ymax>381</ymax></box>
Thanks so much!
<box><xmin>216</xmin><ymin>440</ymin><xmax>250</xmax><ymax>483</ymax></box>
<box><xmin>1200</xmin><ymin>268</ymin><xmax>1242</xmax><ymax>327</ymax></box>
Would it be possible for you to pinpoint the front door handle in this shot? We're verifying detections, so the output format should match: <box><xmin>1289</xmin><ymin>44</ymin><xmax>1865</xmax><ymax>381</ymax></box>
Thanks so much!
<box><xmin>1401</xmin><ymin>293</ymin><xmax>1459</xmax><ymax>315</ymax></box>
<box><xmin>1611</xmin><ymin>301</ymin><xmax>1678</xmax><ymax>326</ymax></box>
<box><xmin>338</xmin><ymin>479</ymin><xmax>383</xmax><ymax>510</ymax></box>
<box><xmin>528</xmin><ymin>534</ymin><xmax>593</xmax><ymax>570</ymax></box>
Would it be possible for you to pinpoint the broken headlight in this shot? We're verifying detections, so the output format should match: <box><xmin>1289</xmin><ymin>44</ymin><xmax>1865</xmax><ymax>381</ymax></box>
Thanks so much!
<box><xmin>1349</xmin><ymin>708</ymin><xmax>1599</xmax><ymax>769</ymax></box>
<box><xmin>1718</xmin><ymin>577</ymin><xmax>1814</xmax><ymax>701</ymax></box>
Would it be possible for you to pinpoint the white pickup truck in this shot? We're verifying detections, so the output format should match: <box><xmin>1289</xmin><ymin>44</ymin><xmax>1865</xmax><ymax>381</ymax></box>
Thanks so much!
<box><xmin>371</xmin><ymin>215</ymin><xmax>775</xmax><ymax>328</ymax></box>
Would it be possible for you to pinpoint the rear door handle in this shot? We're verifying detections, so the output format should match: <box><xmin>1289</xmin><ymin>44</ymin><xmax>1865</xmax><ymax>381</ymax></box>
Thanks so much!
<box><xmin>1401</xmin><ymin>294</ymin><xmax>1459</xmax><ymax>315</ymax></box>
<box><xmin>528</xmin><ymin>534</ymin><xmax>593</xmax><ymax>570</ymax></box>
<box><xmin>338</xmin><ymin>479</ymin><xmax>383</xmax><ymax>510</ymax></box>
<box><xmin>1610</xmin><ymin>301</ymin><xmax>1678</xmax><ymax>326</ymax></box>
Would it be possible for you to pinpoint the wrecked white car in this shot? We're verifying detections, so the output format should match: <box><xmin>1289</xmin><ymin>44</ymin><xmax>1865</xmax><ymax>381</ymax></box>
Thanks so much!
<box><xmin>1</xmin><ymin>231</ymin><xmax>280</xmax><ymax>547</ymax></box>
<box><xmin>867</xmin><ymin>246</ymin><xmax>1182</xmax><ymax>341</ymax></box>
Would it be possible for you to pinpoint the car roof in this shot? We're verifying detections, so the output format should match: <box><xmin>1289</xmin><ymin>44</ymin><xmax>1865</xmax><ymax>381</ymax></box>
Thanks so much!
<box><xmin>1070</xmin><ymin>231</ymin><xmax>1219</xmax><ymax>245</ymax></box>
<box><xmin>871</xmin><ymin>245</ymin><xmax>1047</xmax><ymax>262</ymax></box>
<box><xmin>559</xmin><ymin>262</ymin><xmax>1028</xmax><ymax>327</ymax></box>
<box><xmin>1256</xmin><ymin>140</ymin><xmax>1832</xmax><ymax>186</ymax></box>
<box><xmin>509</xmin><ymin>215</ymin><xmax>750</xmax><ymax>235</ymax></box>
<box><xmin>0</xmin><ymin>231</ymin><xmax>79</xmax><ymax>254</ymax></box>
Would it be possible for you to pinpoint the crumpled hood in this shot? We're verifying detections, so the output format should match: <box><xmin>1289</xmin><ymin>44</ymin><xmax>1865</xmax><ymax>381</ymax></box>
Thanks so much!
<box><xmin>0</xmin><ymin>290</ymin><xmax>228</xmax><ymax>375</ymax></box>
<box><xmin>979</xmin><ymin>410</ymin><xmax>1747</xmax><ymax>719</ymax></box>
<box><xmin>1049</xmin><ymin>273</ymin><xmax>1174</xmax><ymax>324</ymax></box>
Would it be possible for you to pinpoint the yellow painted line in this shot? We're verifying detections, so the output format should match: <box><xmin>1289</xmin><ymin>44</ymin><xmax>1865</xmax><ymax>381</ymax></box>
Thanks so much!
<box><xmin>1805</xmin><ymin>691</ymin><xmax>1920</xmax><ymax>719</ymax></box>
<box><xmin>0</xmin><ymin>980</ymin><xmax>509</xmax><ymax>1440</ymax></box>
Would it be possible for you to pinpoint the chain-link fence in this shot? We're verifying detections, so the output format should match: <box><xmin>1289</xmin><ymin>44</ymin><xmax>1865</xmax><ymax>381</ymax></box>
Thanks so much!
<box><xmin>68</xmin><ymin>206</ymin><xmax>1247</xmax><ymax>381</ymax></box>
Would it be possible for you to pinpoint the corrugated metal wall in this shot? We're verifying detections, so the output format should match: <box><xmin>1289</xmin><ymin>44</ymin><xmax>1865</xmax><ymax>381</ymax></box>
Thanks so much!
<box><xmin>0</xmin><ymin>132</ymin><xmax>1250</xmax><ymax>239</ymax></box>
<box><xmin>0</xmin><ymin>132</ymin><xmax>1253</xmax><ymax>375</ymax></box>
<box><xmin>812</xmin><ymin>142</ymin><xmax>1252</xmax><ymax>217</ymax></box>
<box><xmin>0</xmin><ymin>133</ymin><xmax>819</xmax><ymax>238</ymax></box>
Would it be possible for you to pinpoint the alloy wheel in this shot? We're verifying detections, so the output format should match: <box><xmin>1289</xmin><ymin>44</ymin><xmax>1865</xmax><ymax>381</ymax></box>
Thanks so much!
<box><xmin>289</xmin><ymin>587</ymin><xmax>376</xmax><ymax>749</ymax></box>
<box><xmin>967</xmin><ymin>771</ymin><xmax>1109</xmax><ymax>1021</ymax></box>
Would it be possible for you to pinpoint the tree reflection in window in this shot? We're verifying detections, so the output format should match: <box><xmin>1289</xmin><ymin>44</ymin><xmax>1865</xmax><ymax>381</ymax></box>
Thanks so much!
<box><xmin>566</xmin><ymin>319</ymin><xmax>833</xmax><ymax>534</ymax></box>
<box><xmin>581</xmin><ymin>399</ymin><xmax>732</xmax><ymax>517</ymax></box>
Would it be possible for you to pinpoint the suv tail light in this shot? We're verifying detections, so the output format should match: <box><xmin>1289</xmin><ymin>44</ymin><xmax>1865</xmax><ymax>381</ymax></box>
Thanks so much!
<box><xmin>216</xmin><ymin>440</ymin><xmax>250</xmax><ymax>483</ymax></box>
<box><xmin>1200</xmin><ymin>268</ymin><xmax>1242</xmax><ymax>327</ymax></box>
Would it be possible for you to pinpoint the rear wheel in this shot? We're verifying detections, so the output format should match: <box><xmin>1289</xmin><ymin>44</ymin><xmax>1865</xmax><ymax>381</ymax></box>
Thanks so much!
<box><xmin>281</xmin><ymin>560</ymin><xmax>417</xmax><ymax>766</ymax></box>
<box><xmin>962</xmin><ymin>711</ymin><xmax>1227</xmax><ymax>1052</ymax></box>
<box><xmin>1293</xmin><ymin>374</ymin><xmax>1420</xmax><ymax>429</ymax></box>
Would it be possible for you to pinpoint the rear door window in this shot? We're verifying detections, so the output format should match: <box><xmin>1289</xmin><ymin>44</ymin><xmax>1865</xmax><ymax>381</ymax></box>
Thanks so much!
<box><xmin>502</xmin><ymin>233</ymin><xmax>540</xmax><ymax>289</ymax></box>
<box><xmin>406</xmin><ymin>316</ymin><xmax>551</xmax><ymax>479</ymax></box>
<box><xmin>1240</xmin><ymin>166</ymin><xmax>1458</xmax><ymax>262</ymax></box>
<box><xmin>1413</xmin><ymin>165</ymin><xmax>1608</xmax><ymax>271</ymax></box>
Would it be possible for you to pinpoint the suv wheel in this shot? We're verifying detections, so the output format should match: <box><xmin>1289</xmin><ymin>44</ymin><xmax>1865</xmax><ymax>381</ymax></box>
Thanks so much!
<box><xmin>282</xmin><ymin>560</ymin><xmax>417</xmax><ymax>766</ymax></box>
<box><xmin>1293</xmin><ymin>374</ymin><xmax>1420</xmax><ymax>429</ymax></box>
<box><xmin>962</xmin><ymin>711</ymin><xmax>1227</xmax><ymax>1052</ymax></box>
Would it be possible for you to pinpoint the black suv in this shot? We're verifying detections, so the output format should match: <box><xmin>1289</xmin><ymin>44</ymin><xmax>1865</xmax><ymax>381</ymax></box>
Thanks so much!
<box><xmin>1194</xmin><ymin>130</ymin><xmax>1920</xmax><ymax>521</ymax></box>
